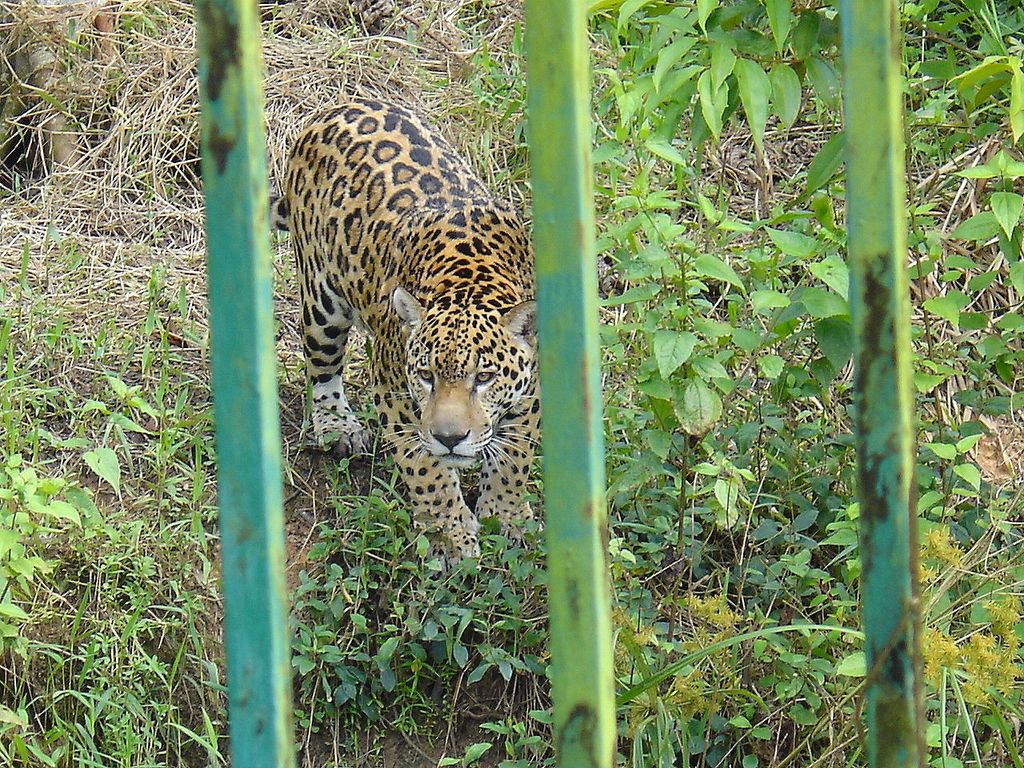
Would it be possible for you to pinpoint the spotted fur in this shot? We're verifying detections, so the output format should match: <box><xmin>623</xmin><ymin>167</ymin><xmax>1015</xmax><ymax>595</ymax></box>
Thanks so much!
<box><xmin>274</xmin><ymin>97</ymin><xmax>539</xmax><ymax>560</ymax></box>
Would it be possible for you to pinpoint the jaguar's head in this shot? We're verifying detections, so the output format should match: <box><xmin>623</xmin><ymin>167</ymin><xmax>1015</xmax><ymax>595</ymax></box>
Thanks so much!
<box><xmin>392</xmin><ymin>285</ymin><xmax>537</xmax><ymax>466</ymax></box>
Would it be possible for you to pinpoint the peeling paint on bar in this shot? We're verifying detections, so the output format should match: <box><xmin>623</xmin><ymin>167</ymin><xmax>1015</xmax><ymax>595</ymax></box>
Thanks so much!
<box><xmin>840</xmin><ymin>1</ymin><xmax>924</xmax><ymax>765</ymax></box>
<box><xmin>524</xmin><ymin>2</ymin><xmax>615</xmax><ymax>767</ymax></box>
<box><xmin>195</xmin><ymin>2</ymin><xmax>295</xmax><ymax>767</ymax></box>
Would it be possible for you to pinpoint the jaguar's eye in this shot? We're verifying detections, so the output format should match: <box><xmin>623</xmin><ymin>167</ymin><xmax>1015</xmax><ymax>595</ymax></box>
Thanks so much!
<box><xmin>474</xmin><ymin>371</ymin><xmax>495</xmax><ymax>386</ymax></box>
<box><xmin>417</xmin><ymin>370</ymin><xmax>435</xmax><ymax>386</ymax></box>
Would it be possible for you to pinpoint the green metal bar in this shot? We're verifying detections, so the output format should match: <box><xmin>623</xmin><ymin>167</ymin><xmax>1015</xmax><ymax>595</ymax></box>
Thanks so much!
<box><xmin>524</xmin><ymin>2</ymin><xmax>615</xmax><ymax>768</ymax></box>
<box><xmin>839</xmin><ymin>2</ymin><xmax>923</xmax><ymax>766</ymax></box>
<box><xmin>194</xmin><ymin>3</ymin><xmax>294</xmax><ymax>766</ymax></box>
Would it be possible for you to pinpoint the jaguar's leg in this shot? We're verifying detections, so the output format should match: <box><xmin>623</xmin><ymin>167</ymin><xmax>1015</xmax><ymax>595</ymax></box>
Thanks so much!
<box><xmin>374</xmin><ymin>377</ymin><xmax>480</xmax><ymax>562</ymax></box>
<box><xmin>476</xmin><ymin>394</ymin><xmax>541</xmax><ymax>541</ymax></box>
<box><xmin>299</xmin><ymin>272</ymin><xmax>370</xmax><ymax>455</ymax></box>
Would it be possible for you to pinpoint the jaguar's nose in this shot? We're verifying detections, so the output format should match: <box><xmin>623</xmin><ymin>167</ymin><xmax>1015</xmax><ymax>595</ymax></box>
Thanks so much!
<box><xmin>433</xmin><ymin>430</ymin><xmax>469</xmax><ymax>451</ymax></box>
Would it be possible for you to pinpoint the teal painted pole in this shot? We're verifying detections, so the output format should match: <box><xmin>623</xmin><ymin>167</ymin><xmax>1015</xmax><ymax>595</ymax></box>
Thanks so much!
<box><xmin>524</xmin><ymin>2</ymin><xmax>615</xmax><ymax>767</ymax></box>
<box><xmin>194</xmin><ymin>3</ymin><xmax>295</xmax><ymax>766</ymax></box>
<box><xmin>839</xmin><ymin>2</ymin><xmax>923</xmax><ymax>766</ymax></box>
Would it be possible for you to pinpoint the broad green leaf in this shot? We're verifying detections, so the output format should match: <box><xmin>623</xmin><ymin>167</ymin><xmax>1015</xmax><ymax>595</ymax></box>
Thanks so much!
<box><xmin>914</xmin><ymin>371</ymin><xmax>947</xmax><ymax>393</ymax></box>
<box><xmin>691</xmin><ymin>355</ymin><xmax>730</xmax><ymax>382</ymax></box>
<box><xmin>644</xmin><ymin>429</ymin><xmax>673</xmax><ymax>460</ymax></box>
<box><xmin>0</xmin><ymin>602</ymin><xmax>28</xmax><ymax>621</ymax></box>
<box><xmin>1011</xmin><ymin>65</ymin><xmax>1024</xmax><ymax>143</ymax></box>
<box><xmin>676</xmin><ymin>378</ymin><xmax>723</xmax><ymax>436</ymax></box>
<box><xmin>996</xmin><ymin>150</ymin><xmax>1024</xmax><ymax>178</ymax></box>
<box><xmin>713</xmin><ymin>476</ymin><xmax>743</xmax><ymax>529</ymax></box>
<box><xmin>654</xmin><ymin>38</ymin><xmax>695</xmax><ymax>93</ymax></box>
<box><xmin>697</xmin><ymin>0</ymin><xmax>716</xmax><ymax>30</ymax></box>
<box><xmin>638</xmin><ymin>374</ymin><xmax>675</xmax><ymax>401</ymax></box>
<box><xmin>645</xmin><ymin>137</ymin><xmax>688</xmax><ymax>166</ymax></box>
<box><xmin>0</xmin><ymin>705</ymin><xmax>26</xmax><ymax>727</ymax></box>
<box><xmin>945</xmin><ymin>254</ymin><xmax>981</xmax><ymax>270</ymax></box>
<box><xmin>950</xmin><ymin>56</ymin><xmax>1011</xmax><ymax>92</ymax></box>
<box><xmin>710</xmin><ymin>41</ymin><xmax>737</xmax><ymax>91</ymax></box>
<box><xmin>84</xmin><ymin>447</ymin><xmax>121</xmax><ymax>494</ymax></box>
<box><xmin>798</xmin><ymin>287</ymin><xmax>847</xmax><ymax>318</ymax></box>
<box><xmin>652</xmin><ymin>330</ymin><xmax>698</xmax><ymax>379</ymax></box>
<box><xmin>376</xmin><ymin>636</ymin><xmax>400</xmax><ymax>661</ymax></box>
<box><xmin>65</xmin><ymin>486</ymin><xmax>101</xmax><ymax>524</ymax></box>
<box><xmin>751</xmin><ymin>289</ymin><xmax>790</xmax><ymax>314</ymax></box>
<box><xmin>105</xmin><ymin>375</ymin><xmax>129</xmax><ymax>399</ymax></box>
<box><xmin>807</xmin><ymin>255</ymin><xmax>849</xmax><ymax>298</ymax></box>
<box><xmin>766</xmin><ymin>228</ymin><xmax>818</xmax><ymax>259</ymax></box>
<box><xmin>953</xmin><ymin>463</ymin><xmax>981</xmax><ymax>490</ymax></box>
<box><xmin>40</xmin><ymin>500</ymin><xmax>80</xmax><ymax>525</ymax></box>
<box><xmin>956</xmin><ymin>165</ymin><xmax>1001</xmax><ymax>179</ymax></box>
<box><xmin>696</xmin><ymin>191</ymin><xmax>723</xmax><ymax>224</ymax></box>
<box><xmin>697</xmin><ymin>69</ymin><xmax>726</xmax><ymax>140</ymax></box>
<box><xmin>925</xmin><ymin>442</ymin><xmax>957</xmax><ymax>460</ymax></box>
<box><xmin>734</xmin><ymin>59</ymin><xmax>771</xmax><ymax>151</ymax></box>
<box><xmin>814</xmin><ymin>317</ymin><xmax>852</xmax><ymax>367</ymax></box>
<box><xmin>109</xmin><ymin>412</ymin><xmax>153</xmax><ymax>435</ymax></box>
<box><xmin>758</xmin><ymin>355</ymin><xmax>785</xmax><ymax>379</ymax></box>
<box><xmin>821</xmin><ymin>527</ymin><xmax>858</xmax><ymax>547</ymax></box>
<box><xmin>790</xmin><ymin>10</ymin><xmax>820</xmax><ymax>59</ymax></box>
<box><xmin>805</xmin><ymin>132</ymin><xmax>845</xmax><ymax>194</ymax></box>
<box><xmin>950</xmin><ymin>211</ymin><xmax>1000</xmax><ymax>241</ymax></box>
<box><xmin>694</xmin><ymin>253</ymin><xmax>745</xmax><ymax>291</ymax></box>
<box><xmin>765</xmin><ymin>0</ymin><xmax>792</xmax><ymax>52</ymax></box>
<box><xmin>956</xmin><ymin>151</ymin><xmax>1024</xmax><ymax>178</ymax></box>
<box><xmin>731</xmin><ymin>329</ymin><xmax>761</xmax><ymax>354</ymax></box>
<box><xmin>769</xmin><ymin>63</ymin><xmax>802</xmax><ymax>128</ymax></box>
<box><xmin>836</xmin><ymin>652</ymin><xmax>866</xmax><ymax>677</ymax></box>
<box><xmin>1010</xmin><ymin>261</ymin><xmax>1024</xmax><ymax>292</ymax></box>
<box><xmin>991</xmin><ymin>191</ymin><xmax>1023</xmax><ymax>238</ymax></box>
<box><xmin>967</xmin><ymin>270</ymin><xmax>999</xmax><ymax>292</ymax></box>
<box><xmin>805</xmin><ymin>57</ymin><xmax>839</xmax><ymax>107</ymax></box>
<box><xmin>617</xmin><ymin>0</ymin><xmax>653</xmax><ymax>31</ymax></box>
<box><xmin>956</xmin><ymin>433</ymin><xmax>984</xmax><ymax>453</ymax></box>
<box><xmin>0</xmin><ymin>530</ymin><xmax>18</xmax><ymax>559</ymax></box>
<box><xmin>923</xmin><ymin>292</ymin><xmax>969</xmax><ymax>327</ymax></box>
<box><xmin>464</xmin><ymin>743</ymin><xmax>493</xmax><ymax>764</ymax></box>
<box><xmin>601</xmin><ymin>283</ymin><xmax>661</xmax><ymax>306</ymax></box>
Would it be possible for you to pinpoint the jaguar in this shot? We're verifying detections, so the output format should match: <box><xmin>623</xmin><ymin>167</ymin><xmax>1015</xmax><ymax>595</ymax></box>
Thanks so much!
<box><xmin>272</xmin><ymin>97</ymin><xmax>539</xmax><ymax>560</ymax></box>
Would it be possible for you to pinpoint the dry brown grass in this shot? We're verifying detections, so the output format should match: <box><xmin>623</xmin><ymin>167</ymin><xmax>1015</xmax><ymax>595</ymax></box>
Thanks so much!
<box><xmin>0</xmin><ymin>0</ymin><xmax>532</xmax><ymax>504</ymax></box>
<box><xmin>1</xmin><ymin>0</ymin><xmax>527</xmax><ymax>247</ymax></box>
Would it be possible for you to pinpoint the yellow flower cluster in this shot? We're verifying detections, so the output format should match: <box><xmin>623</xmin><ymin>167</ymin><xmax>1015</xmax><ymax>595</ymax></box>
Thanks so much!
<box><xmin>918</xmin><ymin>528</ymin><xmax>965</xmax><ymax>584</ymax></box>
<box><xmin>922</xmin><ymin>627</ymin><xmax>958</xmax><ymax>686</ymax></box>
<box><xmin>922</xmin><ymin>594</ymin><xmax>1022</xmax><ymax>705</ymax></box>
<box><xmin>984</xmin><ymin>594</ymin><xmax>1021</xmax><ymax>651</ymax></box>
<box><xmin>961</xmin><ymin>631</ymin><xmax>1019</xmax><ymax>703</ymax></box>
<box><xmin>615</xmin><ymin>595</ymin><xmax>739</xmax><ymax>736</ymax></box>
<box><xmin>685</xmin><ymin>593</ymin><xmax>741</xmax><ymax>629</ymax></box>
<box><xmin>669</xmin><ymin>668</ymin><xmax>717</xmax><ymax>720</ymax></box>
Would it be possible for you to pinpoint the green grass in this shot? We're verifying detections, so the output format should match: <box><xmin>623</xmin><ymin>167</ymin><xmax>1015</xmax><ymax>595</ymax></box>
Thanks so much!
<box><xmin>0</xmin><ymin>234</ymin><xmax>225</xmax><ymax>766</ymax></box>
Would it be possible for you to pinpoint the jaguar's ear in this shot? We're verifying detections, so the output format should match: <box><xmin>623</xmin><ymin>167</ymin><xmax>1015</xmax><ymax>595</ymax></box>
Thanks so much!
<box><xmin>392</xmin><ymin>285</ymin><xmax>423</xmax><ymax>328</ymax></box>
<box><xmin>502</xmin><ymin>300</ymin><xmax>537</xmax><ymax>345</ymax></box>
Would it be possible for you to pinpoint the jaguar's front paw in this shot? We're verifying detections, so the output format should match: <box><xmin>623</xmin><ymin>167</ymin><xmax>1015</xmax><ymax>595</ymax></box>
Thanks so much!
<box><xmin>500</xmin><ymin>502</ymin><xmax>540</xmax><ymax>544</ymax></box>
<box><xmin>310</xmin><ymin>407</ymin><xmax>371</xmax><ymax>456</ymax></box>
<box><xmin>423</xmin><ymin>513</ymin><xmax>480</xmax><ymax>569</ymax></box>
<box><xmin>477</xmin><ymin>500</ymin><xmax>538</xmax><ymax>544</ymax></box>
